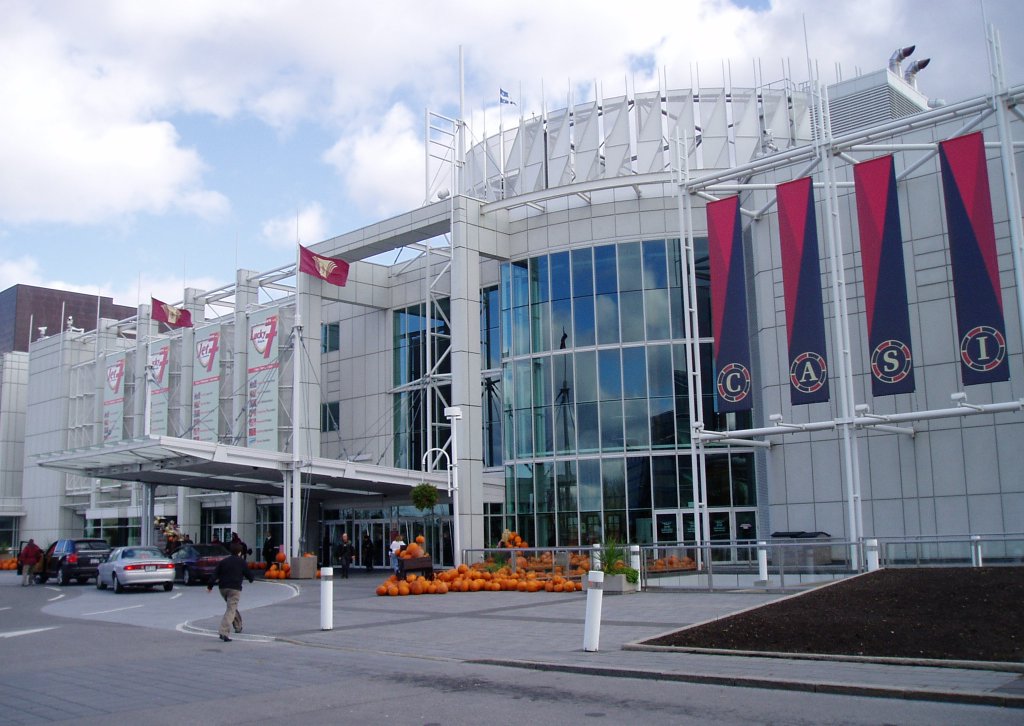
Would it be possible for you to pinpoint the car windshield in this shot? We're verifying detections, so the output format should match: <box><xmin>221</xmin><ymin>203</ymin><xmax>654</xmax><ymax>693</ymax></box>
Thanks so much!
<box><xmin>77</xmin><ymin>541</ymin><xmax>110</xmax><ymax>552</ymax></box>
<box><xmin>195</xmin><ymin>545</ymin><xmax>228</xmax><ymax>556</ymax></box>
<box><xmin>122</xmin><ymin>548</ymin><xmax>164</xmax><ymax>560</ymax></box>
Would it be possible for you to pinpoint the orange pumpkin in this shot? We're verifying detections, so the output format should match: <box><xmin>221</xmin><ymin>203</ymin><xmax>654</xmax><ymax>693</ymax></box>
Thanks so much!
<box><xmin>275</xmin><ymin>551</ymin><xmax>287</xmax><ymax>563</ymax></box>
<box><xmin>415</xmin><ymin>534</ymin><xmax>425</xmax><ymax>544</ymax></box>
<box><xmin>376</xmin><ymin>585</ymin><xmax>388</xmax><ymax>596</ymax></box>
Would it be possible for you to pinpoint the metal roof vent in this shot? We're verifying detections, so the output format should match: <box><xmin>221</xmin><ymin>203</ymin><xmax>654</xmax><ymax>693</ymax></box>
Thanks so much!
<box><xmin>888</xmin><ymin>45</ymin><xmax>916</xmax><ymax>75</ymax></box>
<box><xmin>903</xmin><ymin>58</ymin><xmax>930</xmax><ymax>90</ymax></box>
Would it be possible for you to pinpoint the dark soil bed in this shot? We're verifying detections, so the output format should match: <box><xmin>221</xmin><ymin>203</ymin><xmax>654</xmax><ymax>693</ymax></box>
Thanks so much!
<box><xmin>644</xmin><ymin>568</ymin><xmax>1024</xmax><ymax>662</ymax></box>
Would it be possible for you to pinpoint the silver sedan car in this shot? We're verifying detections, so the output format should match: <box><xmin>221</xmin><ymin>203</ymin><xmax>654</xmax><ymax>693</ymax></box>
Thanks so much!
<box><xmin>96</xmin><ymin>546</ymin><xmax>175</xmax><ymax>593</ymax></box>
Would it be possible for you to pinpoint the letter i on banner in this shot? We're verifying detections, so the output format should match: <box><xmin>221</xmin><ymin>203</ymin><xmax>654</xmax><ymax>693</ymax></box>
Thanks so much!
<box><xmin>938</xmin><ymin>132</ymin><xmax>1010</xmax><ymax>385</ymax></box>
<box><xmin>777</xmin><ymin>177</ymin><xmax>830</xmax><ymax>405</ymax></box>
<box><xmin>707</xmin><ymin>196</ymin><xmax>753</xmax><ymax>411</ymax></box>
<box><xmin>853</xmin><ymin>155</ymin><xmax>915</xmax><ymax>396</ymax></box>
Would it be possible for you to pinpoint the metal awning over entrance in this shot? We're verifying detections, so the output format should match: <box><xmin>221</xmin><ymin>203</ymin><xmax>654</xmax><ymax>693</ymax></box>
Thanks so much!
<box><xmin>35</xmin><ymin>436</ymin><xmax>446</xmax><ymax>503</ymax></box>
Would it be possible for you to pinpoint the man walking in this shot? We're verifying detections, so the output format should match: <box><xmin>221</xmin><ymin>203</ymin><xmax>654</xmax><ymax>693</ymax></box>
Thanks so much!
<box><xmin>207</xmin><ymin>542</ymin><xmax>254</xmax><ymax>642</ymax></box>
<box><xmin>19</xmin><ymin>539</ymin><xmax>42</xmax><ymax>586</ymax></box>
<box><xmin>336</xmin><ymin>533</ymin><xmax>354</xmax><ymax>579</ymax></box>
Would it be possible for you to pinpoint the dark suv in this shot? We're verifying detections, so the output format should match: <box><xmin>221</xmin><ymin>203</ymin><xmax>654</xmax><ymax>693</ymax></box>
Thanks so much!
<box><xmin>37</xmin><ymin>538</ymin><xmax>111</xmax><ymax>585</ymax></box>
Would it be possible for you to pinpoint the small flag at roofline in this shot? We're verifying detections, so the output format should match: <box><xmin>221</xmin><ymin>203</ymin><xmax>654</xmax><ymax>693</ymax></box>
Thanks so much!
<box><xmin>151</xmin><ymin>297</ymin><xmax>193</xmax><ymax>328</ymax></box>
<box><xmin>299</xmin><ymin>244</ymin><xmax>350</xmax><ymax>287</ymax></box>
<box><xmin>499</xmin><ymin>88</ymin><xmax>516</xmax><ymax>105</ymax></box>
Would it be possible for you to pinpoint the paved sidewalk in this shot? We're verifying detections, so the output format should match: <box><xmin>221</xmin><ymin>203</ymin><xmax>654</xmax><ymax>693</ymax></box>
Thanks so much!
<box><xmin>184</xmin><ymin>571</ymin><xmax>1024</xmax><ymax>708</ymax></box>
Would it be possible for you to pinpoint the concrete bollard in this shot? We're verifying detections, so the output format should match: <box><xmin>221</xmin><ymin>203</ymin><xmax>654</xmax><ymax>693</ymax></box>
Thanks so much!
<box><xmin>592</xmin><ymin>542</ymin><xmax>601</xmax><ymax>571</ymax></box>
<box><xmin>971</xmin><ymin>535</ymin><xmax>983</xmax><ymax>568</ymax></box>
<box><xmin>320</xmin><ymin>566</ymin><xmax>333</xmax><ymax>630</ymax></box>
<box><xmin>865</xmin><ymin>539</ymin><xmax>880</xmax><ymax>572</ymax></box>
<box><xmin>757</xmin><ymin>541</ymin><xmax>769</xmax><ymax>582</ymax></box>
<box><xmin>583</xmin><ymin>570</ymin><xmax>604</xmax><ymax>652</ymax></box>
<box><xmin>629</xmin><ymin>544</ymin><xmax>641</xmax><ymax>591</ymax></box>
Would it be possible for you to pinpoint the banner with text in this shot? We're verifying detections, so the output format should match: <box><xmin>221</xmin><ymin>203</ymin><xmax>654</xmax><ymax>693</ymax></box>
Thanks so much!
<box><xmin>938</xmin><ymin>131</ymin><xmax>1010</xmax><ymax>385</ymax></box>
<box><xmin>777</xmin><ymin>176</ymin><xmax>830</xmax><ymax>405</ymax></box>
<box><xmin>247</xmin><ymin>308</ymin><xmax>280</xmax><ymax>450</ymax></box>
<box><xmin>854</xmin><ymin>155</ymin><xmax>916</xmax><ymax>396</ymax></box>
<box><xmin>147</xmin><ymin>340</ymin><xmax>170</xmax><ymax>435</ymax></box>
<box><xmin>191</xmin><ymin>324</ymin><xmax>221</xmax><ymax>442</ymax></box>
<box><xmin>102</xmin><ymin>351</ymin><xmax>127</xmax><ymax>442</ymax></box>
<box><xmin>708</xmin><ymin>195</ymin><xmax>753</xmax><ymax>412</ymax></box>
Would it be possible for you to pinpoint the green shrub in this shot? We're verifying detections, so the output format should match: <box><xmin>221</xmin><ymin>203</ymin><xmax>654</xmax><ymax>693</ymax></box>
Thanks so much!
<box><xmin>599</xmin><ymin>539</ymin><xmax>639</xmax><ymax>584</ymax></box>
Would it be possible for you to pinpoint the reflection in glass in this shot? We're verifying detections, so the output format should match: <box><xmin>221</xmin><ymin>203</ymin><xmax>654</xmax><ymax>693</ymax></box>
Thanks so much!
<box><xmin>600</xmin><ymin>400</ymin><xmax>623</xmax><ymax>451</ymax></box>
<box><xmin>596</xmin><ymin>292</ymin><xmax>619</xmax><ymax>344</ymax></box>
<box><xmin>644</xmin><ymin>288</ymin><xmax>671</xmax><ymax>340</ymax></box>
<box><xmin>623</xmin><ymin>399</ymin><xmax>650</xmax><ymax>450</ymax></box>
<box><xmin>620</xmin><ymin>290</ymin><xmax>645</xmax><ymax>342</ymax></box>
<box><xmin>626</xmin><ymin>457</ymin><xmax>652</xmax><ymax>510</ymax></box>
<box><xmin>598</xmin><ymin>349</ymin><xmax>622</xmax><ymax>400</ymax></box>
<box><xmin>578</xmin><ymin>459</ymin><xmax>601</xmax><ymax>510</ymax></box>
<box><xmin>652</xmin><ymin>456</ymin><xmax>677</xmax><ymax>509</ymax></box>
<box><xmin>576</xmin><ymin>402</ymin><xmax>599</xmax><ymax>453</ymax></box>
<box><xmin>602</xmin><ymin>458</ymin><xmax>626</xmax><ymax>510</ymax></box>
<box><xmin>643</xmin><ymin>239</ymin><xmax>668</xmax><ymax>289</ymax></box>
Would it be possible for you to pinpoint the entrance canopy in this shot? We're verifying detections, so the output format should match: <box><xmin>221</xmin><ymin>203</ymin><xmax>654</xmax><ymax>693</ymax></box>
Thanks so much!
<box><xmin>35</xmin><ymin>436</ymin><xmax>447</xmax><ymax>503</ymax></box>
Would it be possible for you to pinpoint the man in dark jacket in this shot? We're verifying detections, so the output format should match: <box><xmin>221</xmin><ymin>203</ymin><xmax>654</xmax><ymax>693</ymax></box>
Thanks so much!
<box><xmin>207</xmin><ymin>542</ymin><xmax>255</xmax><ymax>642</ymax></box>
<box><xmin>19</xmin><ymin>539</ymin><xmax>43</xmax><ymax>586</ymax></box>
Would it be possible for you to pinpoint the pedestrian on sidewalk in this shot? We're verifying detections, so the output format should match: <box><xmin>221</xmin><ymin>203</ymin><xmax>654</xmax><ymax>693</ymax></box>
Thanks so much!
<box><xmin>336</xmin><ymin>533</ymin><xmax>354</xmax><ymax>579</ymax></box>
<box><xmin>389</xmin><ymin>531</ymin><xmax>405</xmax><ymax>574</ymax></box>
<box><xmin>207</xmin><ymin>541</ymin><xmax>254</xmax><ymax>642</ymax></box>
<box><xmin>19</xmin><ymin>539</ymin><xmax>42</xmax><ymax>586</ymax></box>
<box><xmin>361</xmin><ymin>532</ymin><xmax>375</xmax><ymax>572</ymax></box>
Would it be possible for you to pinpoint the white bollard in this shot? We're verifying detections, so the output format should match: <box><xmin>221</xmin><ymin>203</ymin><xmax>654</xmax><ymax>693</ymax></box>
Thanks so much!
<box><xmin>865</xmin><ymin>539</ymin><xmax>880</xmax><ymax>572</ymax></box>
<box><xmin>320</xmin><ymin>566</ymin><xmax>334</xmax><ymax>630</ymax></box>
<box><xmin>592</xmin><ymin>542</ymin><xmax>601</xmax><ymax>571</ymax></box>
<box><xmin>757</xmin><ymin>541</ymin><xmax>769</xmax><ymax>582</ymax></box>
<box><xmin>971</xmin><ymin>535</ymin><xmax>983</xmax><ymax>568</ymax></box>
<box><xmin>583</xmin><ymin>570</ymin><xmax>604</xmax><ymax>652</ymax></box>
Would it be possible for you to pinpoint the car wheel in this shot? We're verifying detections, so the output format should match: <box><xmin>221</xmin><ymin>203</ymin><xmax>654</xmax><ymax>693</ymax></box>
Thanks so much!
<box><xmin>56</xmin><ymin>566</ymin><xmax>69</xmax><ymax>586</ymax></box>
<box><xmin>163</xmin><ymin>582</ymin><xmax>173</xmax><ymax>592</ymax></box>
<box><xmin>183</xmin><ymin>568</ymin><xmax>193</xmax><ymax>586</ymax></box>
<box><xmin>96</xmin><ymin>576</ymin><xmax>107</xmax><ymax>590</ymax></box>
<box><xmin>113</xmin><ymin>573</ymin><xmax>124</xmax><ymax>594</ymax></box>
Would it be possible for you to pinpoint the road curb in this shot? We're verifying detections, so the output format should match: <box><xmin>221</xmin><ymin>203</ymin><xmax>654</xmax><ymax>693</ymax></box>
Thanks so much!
<box><xmin>469</xmin><ymin>658</ymin><xmax>1024</xmax><ymax>709</ymax></box>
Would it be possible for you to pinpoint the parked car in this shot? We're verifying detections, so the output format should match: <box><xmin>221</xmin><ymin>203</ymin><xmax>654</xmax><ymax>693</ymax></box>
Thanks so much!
<box><xmin>96</xmin><ymin>546</ymin><xmax>175</xmax><ymax>593</ymax></box>
<box><xmin>171</xmin><ymin>543</ymin><xmax>230</xmax><ymax>585</ymax></box>
<box><xmin>37</xmin><ymin>538</ymin><xmax>111</xmax><ymax>585</ymax></box>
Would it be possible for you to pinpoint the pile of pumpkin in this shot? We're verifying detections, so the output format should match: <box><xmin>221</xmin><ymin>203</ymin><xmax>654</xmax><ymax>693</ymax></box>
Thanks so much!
<box><xmin>375</xmin><ymin>563</ymin><xmax>583</xmax><ymax>596</ymax></box>
<box><xmin>648</xmin><ymin>554</ymin><xmax>697</xmax><ymax>572</ymax></box>
<box><xmin>258</xmin><ymin>551</ymin><xmax>322</xmax><ymax>579</ymax></box>
<box><xmin>0</xmin><ymin>558</ymin><xmax>18</xmax><ymax>571</ymax></box>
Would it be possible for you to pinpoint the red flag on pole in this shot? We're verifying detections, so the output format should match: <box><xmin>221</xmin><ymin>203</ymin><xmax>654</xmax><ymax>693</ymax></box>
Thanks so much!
<box><xmin>299</xmin><ymin>244</ymin><xmax>350</xmax><ymax>287</ymax></box>
<box><xmin>151</xmin><ymin>297</ymin><xmax>193</xmax><ymax>328</ymax></box>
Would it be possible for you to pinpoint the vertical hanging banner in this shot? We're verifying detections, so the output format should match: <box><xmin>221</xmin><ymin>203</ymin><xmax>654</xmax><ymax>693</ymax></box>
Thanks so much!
<box><xmin>939</xmin><ymin>131</ymin><xmax>1010</xmax><ymax>385</ymax></box>
<box><xmin>707</xmin><ymin>195</ymin><xmax>753</xmax><ymax>412</ymax></box>
<box><xmin>777</xmin><ymin>176</ymin><xmax>830</xmax><ymax>404</ymax></box>
<box><xmin>247</xmin><ymin>308</ymin><xmax>280</xmax><ymax>450</ymax></box>
<box><xmin>148</xmin><ymin>340</ymin><xmax>170</xmax><ymax>435</ymax></box>
<box><xmin>102</xmin><ymin>352</ymin><xmax>127</xmax><ymax>442</ymax></box>
<box><xmin>191</xmin><ymin>324</ymin><xmax>221</xmax><ymax>442</ymax></box>
<box><xmin>854</xmin><ymin>155</ymin><xmax>916</xmax><ymax>396</ymax></box>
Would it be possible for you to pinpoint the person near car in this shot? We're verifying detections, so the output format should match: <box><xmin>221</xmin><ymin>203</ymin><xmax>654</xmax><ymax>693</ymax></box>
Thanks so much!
<box><xmin>19</xmin><ymin>539</ymin><xmax>42</xmax><ymax>586</ymax></box>
<box><xmin>207</xmin><ymin>541</ymin><xmax>254</xmax><ymax>642</ymax></box>
<box><xmin>361</xmin><ymin>533</ymin><xmax>375</xmax><ymax>572</ymax></box>
<box><xmin>335</xmin><ymin>533</ymin><xmax>354</xmax><ymax>579</ymax></box>
<box><xmin>229</xmin><ymin>532</ymin><xmax>250</xmax><ymax>560</ymax></box>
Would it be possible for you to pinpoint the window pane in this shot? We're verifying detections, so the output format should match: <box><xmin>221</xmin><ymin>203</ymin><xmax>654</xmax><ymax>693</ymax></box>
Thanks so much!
<box><xmin>732</xmin><ymin>453</ymin><xmax>756</xmax><ymax>506</ymax></box>
<box><xmin>511</xmin><ymin>260</ymin><xmax>530</xmax><ymax>308</ymax></box>
<box><xmin>514</xmin><ymin>360</ymin><xmax>531</xmax><ymax>409</ymax></box>
<box><xmin>573</xmin><ymin>294</ymin><xmax>595</xmax><ymax>347</ymax></box>
<box><xmin>643</xmin><ymin>239</ymin><xmax>668</xmax><ymax>289</ymax></box>
<box><xmin>576</xmin><ymin>402</ymin><xmax>599</xmax><ymax>453</ymax></box>
<box><xmin>678</xmin><ymin>456</ymin><xmax>695</xmax><ymax>508</ymax></box>
<box><xmin>618</xmin><ymin>241</ymin><xmax>642</xmax><ymax>291</ymax></box>
<box><xmin>623</xmin><ymin>399</ymin><xmax>650</xmax><ymax>450</ymax></box>
<box><xmin>571</xmin><ymin>248</ymin><xmax>593</xmax><ymax>298</ymax></box>
<box><xmin>644</xmin><ymin>288</ymin><xmax>671</xmax><ymax>340</ymax></box>
<box><xmin>649</xmin><ymin>396</ymin><xmax>675</xmax><ymax>448</ymax></box>
<box><xmin>626</xmin><ymin>457</ymin><xmax>652</xmax><ymax>510</ymax></box>
<box><xmin>594</xmin><ymin>245</ymin><xmax>617</xmax><ymax>294</ymax></box>
<box><xmin>550</xmin><ymin>251</ymin><xmax>571</xmax><ymax>300</ymax></box>
<box><xmin>515</xmin><ymin>409</ymin><xmax>532</xmax><ymax>457</ymax></box>
<box><xmin>533</xmin><ymin>405</ymin><xmax>553</xmax><ymax>456</ymax></box>
<box><xmin>558</xmin><ymin>512</ymin><xmax>579</xmax><ymax>546</ymax></box>
<box><xmin>598</xmin><ymin>349</ymin><xmax>621</xmax><ymax>401</ymax></box>
<box><xmin>604</xmin><ymin>510</ymin><xmax>627</xmax><ymax>543</ymax></box>
<box><xmin>595</xmin><ymin>292</ymin><xmax>619</xmax><ymax>344</ymax></box>
<box><xmin>512</xmin><ymin>306</ymin><xmax>530</xmax><ymax>356</ymax></box>
<box><xmin>536</xmin><ymin>513</ymin><xmax>555</xmax><ymax>549</ymax></box>
<box><xmin>600</xmin><ymin>400</ymin><xmax>623</xmax><ymax>451</ymax></box>
<box><xmin>536</xmin><ymin>462</ymin><xmax>555</xmax><ymax>513</ymax></box>
<box><xmin>620</xmin><ymin>290</ymin><xmax>645</xmax><ymax>343</ymax></box>
<box><xmin>602</xmin><ymin>458</ymin><xmax>626</xmax><ymax>511</ymax></box>
<box><xmin>516</xmin><ymin>464</ymin><xmax>534</xmax><ymax>514</ymax></box>
<box><xmin>622</xmin><ymin>347</ymin><xmax>647</xmax><ymax>399</ymax></box>
<box><xmin>531</xmin><ymin>301</ymin><xmax>550</xmax><ymax>353</ymax></box>
<box><xmin>530</xmin><ymin>256</ymin><xmax>549</xmax><ymax>303</ymax></box>
<box><xmin>556</xmin><ymin>460</ymin><xmax>577</xmax><ymax>513</ymax></box>
<box><xmin>629</xmin><ymin>509</ymin><xmax>654</xmax><ymax>544</ymax></box>
<box><xmin>647</xmin><ymin>344</ymin><xmax>673</xmax><ymax>398</ymax></box>
<box><xmin>652</xmin><ymin>456</ymin><xmax>677</xmax><ymax>508</ymax></box>
<box><xmin>578</xmin><ymin>459</ymin><xmax>601</xmax><ymax>510</ymax></box>
<box><xmin>532</xmin><ymin>357</ymin><xmax>551</xmax><ymax>406</ymax></box>
<box><xmin>706</xmin><ymin>455</ymin><xmax>730</xmax><ymax>506</ymax></box>
<box><xmin>575</xmin><ymin>351</ymin><xmax>597</xmax><ymax>402</ymax></box>
<box><xmin>550</xmin><ymin>298</ymin><xmax>573</xmax><ymax>350</ymax></box>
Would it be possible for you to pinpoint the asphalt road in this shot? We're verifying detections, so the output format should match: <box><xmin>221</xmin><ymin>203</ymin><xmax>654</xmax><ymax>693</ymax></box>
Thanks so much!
<box><xmin>0</xmin><ymin>574</ymin><xmax>1019</xmax><ymax>725</ymax></box>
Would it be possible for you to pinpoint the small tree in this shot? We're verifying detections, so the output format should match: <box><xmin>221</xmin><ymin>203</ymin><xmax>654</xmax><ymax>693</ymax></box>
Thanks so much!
<box><xmin>410</xmin><ymin>483</ymin><xmax>439</xmax><ymax>555</ymax></box>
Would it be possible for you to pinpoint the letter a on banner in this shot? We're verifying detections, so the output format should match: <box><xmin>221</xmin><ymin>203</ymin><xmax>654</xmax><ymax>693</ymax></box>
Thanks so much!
<box><xmin>707</xmin><ymin>196</ymin><xmax>753</xmax><ymax>411</ymax></box>
<box><xmin>854</xmin><ymin>155</ymin><xmax>916</xmax><ymax>396</ymax></box>
<box><xmin>939</xmin><ymin>132</ymin><xmax>1010</xmax><ymax>385</ymax></box>
<box><xmin>777</xmin><ymin>177</ymin><xmax>830</xmax><ymax>405</ymax></box>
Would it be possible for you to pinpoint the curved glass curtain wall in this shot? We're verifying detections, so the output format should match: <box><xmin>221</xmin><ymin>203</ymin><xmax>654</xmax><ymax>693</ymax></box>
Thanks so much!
<box><xmin>500</xmin><ymin>238</ymin><xmax>755</xmax><ymax>548</ymax></box>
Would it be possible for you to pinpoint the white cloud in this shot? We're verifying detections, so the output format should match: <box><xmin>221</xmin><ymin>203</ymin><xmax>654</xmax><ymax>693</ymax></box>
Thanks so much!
<box><xmin>322</xmin><ymin>104</ymin><xmax>425</xmax><ymax>218</ymax></box>
<box><xmin>260</xmin><ymin>202</ymin><xmax>329</xmax><ymax>249</ymax></box>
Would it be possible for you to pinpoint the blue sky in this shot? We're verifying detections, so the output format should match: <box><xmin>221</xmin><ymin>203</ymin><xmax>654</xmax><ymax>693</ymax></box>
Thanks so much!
<box><xmin>1</xmin><ymin>0</ymin><xmax>1021</xmax><ymax>309</ymax></box>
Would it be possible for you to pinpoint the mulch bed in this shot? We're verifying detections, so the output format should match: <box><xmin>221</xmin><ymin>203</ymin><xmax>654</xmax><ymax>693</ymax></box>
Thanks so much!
<box><xmin>643</xmin><ymin>568</ymin><xmax>1024</xmax><ymax>663</ymax></box>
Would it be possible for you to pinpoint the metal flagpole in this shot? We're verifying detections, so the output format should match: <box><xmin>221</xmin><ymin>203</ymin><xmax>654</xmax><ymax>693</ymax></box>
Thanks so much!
<box><xmin>291</xmin><ymin>247</ymin><xmax>304</xmax><ymax>558</ymax></box>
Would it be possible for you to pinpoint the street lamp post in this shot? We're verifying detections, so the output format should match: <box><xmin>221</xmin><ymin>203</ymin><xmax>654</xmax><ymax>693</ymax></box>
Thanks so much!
<box><xmin>444</xmin><ymin>407</ymin><xmax>463</xmax><ymax>567</ymax></box>
<box><xmin>420</xmin><ymin>446</ymin><xmax>452</xmax><ymax>564</ymax></box>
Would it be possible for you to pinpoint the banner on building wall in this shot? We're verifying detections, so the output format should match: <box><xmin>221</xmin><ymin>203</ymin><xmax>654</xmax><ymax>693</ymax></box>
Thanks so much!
<box><xmin>102</xmin><ymin>351</ymin><xmax>127</xmax><ymax>442</ymax></box>
<box><xmin>707</xmin><ymin>195</ymin><xmax>753</xmax><ymax>412</ymax></box>
<box><xmin>148</xmin><ymin>340</ymin><xmax>170</xmax><ymax>436</ymax></box>
<box><xmin>247</xmin><ymin>308</ymin><xmax>280</xmax><ymax>450</ymax></box>
<box><xmin>853</xmin><ymin>155</ymin><xmax>916</xmax><ymax>396</ymax></box>
<box><xmin>191</xmin><ymin>324</ymin><xmax>221</xmax><ymax>442</ymax></box>
<box><xmin>777</xmin><ymin>176</ymin><xmax>830</xmax><ymax>405</ymax></box>
<box><xmin>938</xmin><ymin>131</ymin><xmax>1010</xmax><ymax>385</ymax></box>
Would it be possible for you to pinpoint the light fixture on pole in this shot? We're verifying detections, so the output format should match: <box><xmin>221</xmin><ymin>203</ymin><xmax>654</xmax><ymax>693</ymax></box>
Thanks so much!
<box><xmin>444</xmin><ymin>406</ymin><xmax>463</xmax><ymax>567</ymax></box>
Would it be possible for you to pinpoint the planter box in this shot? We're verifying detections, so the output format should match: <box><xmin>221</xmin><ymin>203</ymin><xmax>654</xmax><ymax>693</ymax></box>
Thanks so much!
<box><xmin>581</xmin><ymin>572</ymin><xmax>637</xmax><ymax>594</ymax></box>
<box><xmin>290</xmin><ymin>556</ymin><xmax>318</xmax><ymax>579</ymax></box>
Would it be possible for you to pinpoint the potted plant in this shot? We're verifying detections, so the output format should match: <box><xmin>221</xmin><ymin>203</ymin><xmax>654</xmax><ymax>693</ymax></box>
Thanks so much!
<box><xmin>582</xmin><ymin>539</ymin><xmax>639</xmax><ymax>594</ymax></box>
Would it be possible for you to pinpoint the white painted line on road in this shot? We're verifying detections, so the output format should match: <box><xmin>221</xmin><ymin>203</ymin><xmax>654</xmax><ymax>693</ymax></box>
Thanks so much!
<box><xmin>48</xmin><ymin>593</ymin><xmax>65</xmax><ymax>602</ymax></box>
<box><xmin>45</xmin><ymin>586</ymin><xmax>61</xmax><ymax>592</ymax></box>
<box><xmin>82</xmin><ymin>604</ymin><xmax>144</xmax><ymax>616</ymax></box>
<box><xmin>0</xmin><ymin>606</ymin><xmax>11</xmax><ymax>612</ymax></box>
<box><xmin>0</xmin><ymin>626</ymin><xmax>59</xmax><ymax>638</ymax></box>
<box><xmin>171</xmin><ymin>592</ymin><xmax>182</xmax><ymax>600</ymax></box>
